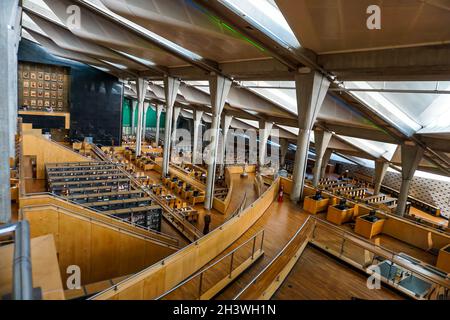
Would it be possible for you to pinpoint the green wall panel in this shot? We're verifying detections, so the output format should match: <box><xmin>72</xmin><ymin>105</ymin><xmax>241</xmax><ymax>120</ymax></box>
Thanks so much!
<box><xmin>122</xmin><ymin>98</ymin><xmax>165</xmax><ymax>128</ymax></box>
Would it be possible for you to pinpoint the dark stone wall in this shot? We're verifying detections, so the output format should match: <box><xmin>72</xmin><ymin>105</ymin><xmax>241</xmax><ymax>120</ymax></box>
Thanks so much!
<box><xmin>18</xmin><ymin>39</ymin><xmax>123</xmax><ymax>146</ymax></box>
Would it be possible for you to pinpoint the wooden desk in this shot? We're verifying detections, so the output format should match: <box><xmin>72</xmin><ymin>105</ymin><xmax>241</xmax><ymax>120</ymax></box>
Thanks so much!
<box><xmin>436</xmin><ymin>244</ymin><xmax>450</xmax><ymax>273</ymax></box>
<box><xmin>303</xmin><ymin>197</ymin><xmax>332</xmax><ymax>215</ymax></box>
<box><xmin>19</xmin><ymin>110</ymin><xmax>70</xmax><ymax>129</ymax></box>
<box><xmin>326</xmin><ymin>205</ymin><xmax>354</xmax><ymax>225</ymax></box>
<box><xmin>178</xmin><ymin>208</ymin><xmax>199</xmax><ymax>223</ymax></box>
<box><xmin>354</xmin><ymin>215</ymin><xmax>385</xmax><ymax>239</ymax></box>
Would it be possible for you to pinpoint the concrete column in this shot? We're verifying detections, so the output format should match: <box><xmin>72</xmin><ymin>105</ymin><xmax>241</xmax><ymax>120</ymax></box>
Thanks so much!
<box><xmin>291</xmin><ymin>72</ymin><xmax>330</xmax><ymax>202</ymax></box>
<box><xmin>9</xmin><ymin>3</ymin><xmax>19</xmax><ymax>157</ymax></box>
<box><xmin>155</xmin><ymin>104</ymin><xmax>163</xmax><ymax>146</ymax></box>
<box><xmin>258</xmin><ymin>120</ymin><xmax>274</xmax><ymax>168</ymax></box>
<box><xmin>320</xmin><ymin>149</ymin><xmax>333</xmax><ymax>179</ymax></box>
<box><xmin>141</xmin><ymin>102</ymin><xmax>150</xmax><ymax>143</ymax></box>
<box><xmin>396</xmin><ymin>143</ymin><xmax>424</xmax><ymax>216</ymax></box>
<box><xmin>135</xmin><ymin>78</ymin><xmax>148</xmax><ymax>157</ymax></box>
<box><xmin>172</xmin><ymin>106</ymin><xmax>181</xmax><ymax>150</ymax></box>
<box><xmin>162</xmin><ymin>76</ymin><xmax>180</xmax><ymax>176</ymax></box>
<box><xmin>279</xmin><ymin>138</ymin><xmax>289</xmax><ymax>169</ymax></box>
<box><xmin>312</xmin><ymin>129</ymin><xmax>332</xmax><ymax>187</ymax></box>
<box><xmin>373</xmin><ymin>159</ymin><xmax>389</xmax><ymax>194</ymax></box>
<box><xmin>0</xmin><ymin>0</ymin><xmax>19</xmax><ymax>223</ymax></box>
<box><xmin>205</xmin><ymin>75</ymin><xmax>231</xmax><ymax>210</ymax></box>
<box><xmin>131</xmin><ymin>100</ymin><xmax>137</xmax><ymax>136</ymax></box>
<box><xmin>219</xmin><ymin>114</ymin><xmax>233</xmax><ymax>176</ymax></box>
<box><xmin>192</xmin><ymin>110</ymin><xmax>204</xmax><ymax>165</ymax></box>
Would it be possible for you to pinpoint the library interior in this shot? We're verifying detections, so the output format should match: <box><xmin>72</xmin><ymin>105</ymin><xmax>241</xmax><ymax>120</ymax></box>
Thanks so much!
<box><xmin>1</xmin><ymin>0</ymin><xmax>450</xmax><ymax>301</ymax></box>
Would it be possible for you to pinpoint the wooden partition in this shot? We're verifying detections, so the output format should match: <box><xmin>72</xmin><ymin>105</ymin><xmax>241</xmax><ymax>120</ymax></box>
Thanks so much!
<box><xmin>379</xmin><ymin>212</ymin><xmax>450</xmax><ymax>251</ymax></box>
<box><xmin>22</xmin><ymin>129</ymin><xmax>88</xmax><ymax>179</ymax></box>
<box><xmin>212</xmin><ymin>168</ymin><xmax>234</xmax><ymax>214</ymax></box>
<box><xmin>90</xmin><ymin>178</ymin><xmax>280</xmax><ymax>300</ymax></box>
<box><xmin>279</xmin><ymin>177</ymin><xmax>315</xmax><ymax>197</ymax></box>
<box><xmin>19</xmin><ymin>194</ymin><xmax>179</xmax><ymax>247</ymax></box>
<box><xmin>226</xmin><ymin>165</ymin><xmax>256</xmax><ymax>174</ymax></box>
<box><xmin>21</xmin><ymin>204</ymin><xmax>176</xmax><ymax>286</ymax></box>
<box><xmin>281</xmin><ymin>177</ymin><xmax>450</xmax><ymax>253</ymax></box>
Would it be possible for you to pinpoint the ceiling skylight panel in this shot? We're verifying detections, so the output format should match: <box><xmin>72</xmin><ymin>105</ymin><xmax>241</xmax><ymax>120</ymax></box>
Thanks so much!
<box><xmin>23</xmin><ymin>0</ymin><xmax>65</xmax><ymax>26</ymax></box>
<box><xmin>81</xmin><ymin>0</ymin><xmax>204</xmax><ymax>62</ymax></box>
<box><xmin>240</xmin><ymin>81</ymin><xmax>297</xmax><ymax>114</ymax></box>
<box><xmin>220</xmin><ymin>0</ymin><xmax>301</xmax><ymax>50</ymax></box>
<box><xmin>99</xmin><ymin>60</ymin><xmax>128</xmax><ymax>70</ymax></box>
<box><xmin>345</xmin><ymin>81</ymin><xmax>422</xmax><ymax>135</ymax></box>
<box><xmin>115</xmin><ymin>50</ymin><xmax>156</xmax><ymax>67</ymax></box>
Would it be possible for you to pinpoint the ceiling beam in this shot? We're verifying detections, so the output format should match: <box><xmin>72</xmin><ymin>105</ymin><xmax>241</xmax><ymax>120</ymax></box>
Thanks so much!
<box><xmin>319</xmin><ymin>44</ymin><xmax>450</xmax><ymax>81</ymax></box>
<box><xmin>318</xmin><ymin>122</ymin><xmax>399</xmax><ymax>144</ymax></box>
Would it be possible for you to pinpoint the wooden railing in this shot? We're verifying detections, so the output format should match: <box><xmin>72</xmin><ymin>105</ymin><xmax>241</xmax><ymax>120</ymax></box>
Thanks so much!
<box><xmin>236</xmin><ymin>217</ymin><xmax>450</xmax><ymax>300</ymax></box>
<box><xmin>212</xmin><ymin>168</ymin><xmax>234</xmax><ymax>214</ymax></box>
<box><xmin>19</xmin><ymin>193</ymin><xmax>180</xmax><ymax>248</ymax></box>
<box><xmin>156</xmin><ymin>230</ymin><xmax>265</xmax><ymax>300</ymax></box>
<box><xmin>309</xmin><ymin>218</ymin><xmax>450</xmax><ymax>300</ymax></box>
<box><xmin>89</xmin><ymin>177</ymin><xmax>280</xmax><ymax>300</ymax></box>
<box><xmin>234</xmin><ymin>218</ymin><xmax>314</xmax><ymax>300</ymax></box>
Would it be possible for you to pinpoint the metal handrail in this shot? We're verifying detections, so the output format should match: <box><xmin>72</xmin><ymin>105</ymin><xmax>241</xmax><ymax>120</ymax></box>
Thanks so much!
<box><xmin>155</xmin><ymin>229</ymin><xmax>265</xmax><ymax>300</ymax></box>
<box><xmin>310</xmin><ymin>217</ymin><xmax>450</xmax><ymax>289</ymax></box>
<box><xmin>0</xmin><ymin>221</ymin><xmax>33</xmax><ymax>300</ymax></box>
<box><xmin>235</xmin><ymin>215</ymin><xmax>450</xmax><ymax>300</ymax></box>
<box><xmin>89</xmin><ymin>143</ymin><xmax>204</xmax><ymax>241</ymax></box>
<box><xmin>233</xmin><ymin>217</ymin><xmax>312</xmax><ymax>300</ymax></box>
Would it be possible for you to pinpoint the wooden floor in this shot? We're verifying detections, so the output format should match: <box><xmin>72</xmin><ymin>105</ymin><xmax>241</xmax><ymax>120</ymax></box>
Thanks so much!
<box><xmin>213</xmin><ymin>198</ymin><xmax>311</xmax><ymax>299</ymax></box>
<box><xmin>272</xmin><ymin>245</ymin><xmax>404</xmax><ymax>300</ymax></box>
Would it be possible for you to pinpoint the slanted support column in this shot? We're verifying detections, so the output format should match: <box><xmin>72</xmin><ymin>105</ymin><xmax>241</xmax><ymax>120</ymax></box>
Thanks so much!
<box><xmin>373</xmin><ymin>159</ymin><xmax>389</xmax><ymax>195</ymax></box>
<box><xmin>192</xmin><ymin>110</ymin><xmax>204</xmax><ymax>165</ymax></box>
<box><xmin>162</xmin><ymin>76</ymin><xmax>180</xmax><ymax>176</ymax></box>
<box><xmin>205</xmin><ymin>75</ymin><xmax>231</xmax><ymax>210</ymax></box>
<box><xmin>131</xmin><ymin>100</ymin><xmax>137</xmax><ymax>136</ymax></box>
<box><xmin>135</xmin><ymin>78</ymin><xmax>148</xmax><ymax>157</ymax></box>
<box><xmin>258</xmin><ymin>120</ymin><xmax>273</xmax><ymax>168</ymax></box>
<box><xmin>291</xmin><ymin>72</ymin><xmax>330</xmax><ymax>202</ymax></box>
<box><xmin>0</xmin><ymin>0</ymin><xmax>19</xmax><ymax>223</ymax></box>
<box><xmin>312</xmin><ymin>129</ymin><xmax>332</xmax><ymax>187</ymax></box>
<box><xmin>320</xmin><ymin>149</ymin><xmax>333</xmax><ymax>179</ymax></box>
<box><xmin>172</xmin><ymin>106</ymin><xmax>181</xmax><ymax>149</ymax></box>
<box><xmin>219</xmin><ymin>114</ymin><xmax>233</xmax><ymax>176</ymax></box>
<box><xmin>141</xmin><ymin>102</ymin><xmax>150</xmax><ymax>143</ymax></box>
<box><xmin>396</xmin><ymin>143</ymin><xmax>424</xmax><ymax>216</ymax></box>
<box><xmin>155</xmin><ymin>104</ymin><xmax>163</xmax><ymax>146</ymax></box>
<box><xmin>279</xmin><ymin>138</ymin><xmax>289</xmax><ymax>169</ymax></box>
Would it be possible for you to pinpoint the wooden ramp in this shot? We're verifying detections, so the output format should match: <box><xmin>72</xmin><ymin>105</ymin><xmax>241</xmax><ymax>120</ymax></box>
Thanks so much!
<box><xmin>236</xmin><ymin>217</ymin><xmax>450</xmax><ymax>300</ymax></box>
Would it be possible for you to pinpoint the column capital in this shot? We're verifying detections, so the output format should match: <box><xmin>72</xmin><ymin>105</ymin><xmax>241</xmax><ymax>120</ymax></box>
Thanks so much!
<box><xmin>209</xmin><ymin>75</ymin><xmax>232</xmax><ymax>117</ymax></box>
